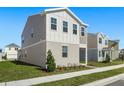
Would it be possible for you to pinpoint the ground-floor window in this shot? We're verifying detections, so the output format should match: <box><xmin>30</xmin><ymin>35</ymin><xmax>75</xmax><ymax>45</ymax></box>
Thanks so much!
<box><xmin>62</xmin><ymin>46</ymin><xmax>68</xmax><ymax>58</ymax></box>
<box><xmin>99</xmin><ymin>51</ymin><xmax>101</xmax><ymax>57</ymax></box>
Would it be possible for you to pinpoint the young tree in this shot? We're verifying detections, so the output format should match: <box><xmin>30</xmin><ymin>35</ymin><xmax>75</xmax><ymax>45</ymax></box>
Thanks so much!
<box><xmin>46</xmin><ymin>50</ymin><xmax>56</xmax><ymax>72</ymax></box>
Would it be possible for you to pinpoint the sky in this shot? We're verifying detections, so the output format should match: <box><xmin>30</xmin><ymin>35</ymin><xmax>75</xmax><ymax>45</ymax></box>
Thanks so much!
<box><xmin>0</xmin><ymin>7</ymin><xmax>124</xmax><ymax>49</ymax></box>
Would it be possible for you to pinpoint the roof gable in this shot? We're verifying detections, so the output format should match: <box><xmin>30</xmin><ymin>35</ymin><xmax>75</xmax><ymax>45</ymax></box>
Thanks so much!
<box><xmin>97</xmin><ymin>32</ymin><xmax>109</xmax><ymax>39</ymax></box>
<box><xmin>44</xmin><ymin>8</ymin><xmax>88</xmax><ymax>27</ymax></box>
<box><xmin>6</xmin><ymin>43</ymin><xmax>20</xmax><ymax>48</ymax></box>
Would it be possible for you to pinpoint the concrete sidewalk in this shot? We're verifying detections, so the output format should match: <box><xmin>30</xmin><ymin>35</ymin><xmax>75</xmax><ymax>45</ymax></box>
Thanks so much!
<box><xmin>82</xmin><ymin>73</ymin><xmax>124</xmax><ymax>86</ymax></box>
<box><xmin>1</xmin><ymin>64</ymin><xmax>124</xmax><ymax>86</ymax></box>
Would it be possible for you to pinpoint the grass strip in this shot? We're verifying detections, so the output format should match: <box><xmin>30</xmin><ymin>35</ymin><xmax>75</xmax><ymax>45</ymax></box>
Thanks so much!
<box><xmin>35</xmin><ymin>67</ymin><xmax>124</xmax><ymax>86</ymax></box>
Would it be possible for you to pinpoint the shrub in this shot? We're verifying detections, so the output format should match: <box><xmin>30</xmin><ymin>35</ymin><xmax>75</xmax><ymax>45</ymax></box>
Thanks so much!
<box><xmin>46</xmin><ymin>50</ymin><xmax>56</xmax><ymax>72</ymax></box>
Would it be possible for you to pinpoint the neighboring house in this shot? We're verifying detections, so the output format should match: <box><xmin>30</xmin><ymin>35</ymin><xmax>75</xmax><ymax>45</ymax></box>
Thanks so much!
<box><xmin>18</xmin><ymin>8</ymin><xmax>88</xmax><ymax>69</ymax></box>
<box><xmin>108</xmin><ymin>40</ymin><xmax>119</xmax><ymax>60</ymax></box>
<box><xmin>88</xmin><ymin>32</ymin><xmax>109</xmax><ymax>62</ymax></box>
<box><xmin>5</xmin><ymin>43</ymin><xmax>20</xmax><ymax>60</ymax></box>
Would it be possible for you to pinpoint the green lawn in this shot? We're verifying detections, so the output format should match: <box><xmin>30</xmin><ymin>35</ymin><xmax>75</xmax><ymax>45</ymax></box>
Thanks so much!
<box><xmin>0</xmin><ymin>61</ymin><xmax>90</xmax><ymax>83</ymax></box>
<box><xmin>35</xmin><ymin>67</ymin><xmax>124</xmax><ymax>86</ymax></box>
<box><xmin>88</xmin><ymin>60</ymin><xmax>124</xmax><ymax>67</ymax></box>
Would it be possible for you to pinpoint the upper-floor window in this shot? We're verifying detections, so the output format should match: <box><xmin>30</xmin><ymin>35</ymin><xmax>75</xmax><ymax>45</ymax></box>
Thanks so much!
<box><xmin>51</xmin><ymin>17</ymin><xmax>57</xmax><ymax>30</ymax></box>
<box><xmin>105</xmin><ymin>40</ymin><xmax>108</xmax><ymax>45</ymax></box>
<box><xmin>63</xmin><ymin>21</ymin><xmax>68</xmax><ymax>32</ymax></box>
<box><xmin>81</xmin><ymin>27</ymin><xmax>85</xmax><ymax>36</ymax></box>
<box><xmin>73</xmin><ymin>24</ymin><xmax>77</xmax><ymax>35</ymax></box>
<box><xmin>62</xmin><ymin>46</ymin><xmax>68</xmax><ymax>58</ymax></box>
<box><xmin>99</xmin><ymin>37</ymin><xmax>102</xmax><ymax>44</ymax></box>
<box><xmin>15</xmin><ymin>48</ymin><xmax>18</xmax><ymax>51</ymax></box>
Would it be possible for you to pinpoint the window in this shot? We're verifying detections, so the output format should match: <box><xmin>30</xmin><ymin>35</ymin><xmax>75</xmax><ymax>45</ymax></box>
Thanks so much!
<box><xmin>81</xmin><ymin>27</ymin><xmax>85</xmax><ymax>36</ymax></box>
<box><xmin>73</xmin><ymin>24</ymin><xmax>77</xmax><ymax>34</ymax></box>
<box><xmin>62</xmin><ymin>46</ymin><xmax>68</xmax><ymax>57</ymax></box>
<box><xmin>15</xmin><ymin>48</ymin><xmax>18</xmax><ymax>50</ymax></box>
<box><xmin>105</xmin><ymin>40</ymin><xmax>108</xmax><ymax>45</ymax></box>
<box><xmin>63</xmin><ymin>21</ymin><xmax>68</xmax><ymax>32</ymax></box>
<box><xmin>99</xmin><ymin>38</ymin><xmax>102</xmax><ymax>44</ymax></box>
<box><xmin>99</xmin><ymin>51</ymin><xmax>101</xmax><ymax>57</ymax></box>
<box><xmin>51</xmin><ymin>17</ymin><xmax>57</xmax><ymax>30</ymax></box>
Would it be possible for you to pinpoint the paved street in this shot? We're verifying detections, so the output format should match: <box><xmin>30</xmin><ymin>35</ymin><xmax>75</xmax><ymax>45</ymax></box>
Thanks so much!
<box><xmin>107</xmin><ymin>78</ymin><xmax>124</xmax><ymax>86</ymax></box>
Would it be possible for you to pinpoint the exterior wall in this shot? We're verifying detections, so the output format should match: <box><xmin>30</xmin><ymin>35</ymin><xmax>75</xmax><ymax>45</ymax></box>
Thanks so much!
<box><xmin>111</xmin><ymin>50</ymin><xmax>119</xmax><ymax>60</ymax></box>
<box><xmin>46</xmin><ymin>41</ymin><xmax>79</xmax><ymax>67</ymax></box>
<box><xmin>19</xmin><ymin>14</ymin><xmax>47</xmax><ymax>68</ymax></box>
<box><xmin>46</xmin><ymin>11</ymin><xmax>80</xmax><ymax>45</ymax></box>
<box><xmin>22</xmin><ymin>14</ymin><xmax>46</xmax><ymax>48</ymax></box>
<box><xmin>5</xmin><ymin>47</ymin><xmax>18</xmax><ymax>60</ymax></box>
<box><xmin>0</xmin><ymin>53</ymin><xmax>3</xmax><ymax>61</ymax></box>
<box><xmin>88</xmin><ymin>48</ymin><xmax>98</xmax><ymax>61</ymax></box>
<box><xmin>88</xmin><ymin>33</ymin><xmax>97</xmax><ymax>48</ymax></box>
<box><xmin>18</xmin><ymin>41</ymin><xmax>46</xmax><ymax>68</ymax></box>
<box><xmin>97</xmin><ymin>33</ymin><xmax>108</xmax><ymax>49</ymax></box>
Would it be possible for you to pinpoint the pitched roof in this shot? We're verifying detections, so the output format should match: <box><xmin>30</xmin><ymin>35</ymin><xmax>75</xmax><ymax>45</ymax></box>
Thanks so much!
<box><xmin>43</xmin><ymin>8</ymin><xmax>88</xmax><ymax>27</ymax></box>
<box><xmin>5</xmin><ymin>43</ymin><xmax>20</xmax><ymax>48</ymax></box>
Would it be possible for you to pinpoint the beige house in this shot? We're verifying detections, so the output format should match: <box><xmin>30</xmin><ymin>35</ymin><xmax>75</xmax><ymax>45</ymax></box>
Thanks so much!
<box><xmin>88</xmin><ymin>32</ymin><xmax>109</xmax><ymax>62</ymax></box>
<box><xmin>5</xmin><ymin>43</ymin><xmax>20</xmax><ymax>60</ymax></box>
<box><xmin>18</xmin><ymin>8</ymin><xmax>88</xmax><ymax>69</ymax></box>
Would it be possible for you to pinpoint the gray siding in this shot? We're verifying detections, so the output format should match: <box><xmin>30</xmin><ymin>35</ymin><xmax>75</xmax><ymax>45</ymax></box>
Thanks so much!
<box><xmin>22</xmin><ymin>14</ymin><xmax>46</xmax><ymax>48</ymax></box>
<box><xmin>88</xmin><ymin>49</ymin><xmax>98</xmax><ymax>61</ymax></box>
<box><xmin>19</xmin><ymin>41</ymin><xmax>46</xmax><ymax>69</ymax></box>
<box><xmin>88</xmin><ymin>34</ymin><xmax>97</xmax><ymax>48</ymax></box>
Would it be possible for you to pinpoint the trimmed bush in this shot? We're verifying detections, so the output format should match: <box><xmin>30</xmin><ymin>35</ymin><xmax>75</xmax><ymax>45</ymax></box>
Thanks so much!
<box><xmin>46</xmin><ymin>50</ymin><xmax>56</xmax><ymax>72</ymax></box>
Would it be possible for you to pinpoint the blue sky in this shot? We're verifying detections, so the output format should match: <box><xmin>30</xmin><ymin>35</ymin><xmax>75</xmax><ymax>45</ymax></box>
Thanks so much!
<box><xmin>0</xmin><ymin>7</ymin><xmax>124</xmax><ymax>49</ymax></box>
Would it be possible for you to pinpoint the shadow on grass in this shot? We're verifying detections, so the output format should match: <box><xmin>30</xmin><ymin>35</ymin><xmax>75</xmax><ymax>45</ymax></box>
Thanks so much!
<box><xmin>10</xmin><ymin>61</ymin><xmax>47</xmax><ymax>71</ymax></box>
<box><xmin>10</xmin><ymin>61</ymin><xmax>36</xmax><ymax>66</ymax></box>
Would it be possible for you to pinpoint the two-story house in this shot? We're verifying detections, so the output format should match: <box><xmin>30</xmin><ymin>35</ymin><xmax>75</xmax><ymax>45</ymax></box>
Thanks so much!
<box><xmin>18</xmin><ymin>8</ymin><xmax>88</xmax><ymax>69</ymax></box>
<box><xmin>5</xmin><ymin>43</ymin><xmax>20</xmax><ymax>60</ymax></box>
<box><xmin>88</xmin><ymin>32</ymin><xmax>109</xmax><ymax>62</ymax></box>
